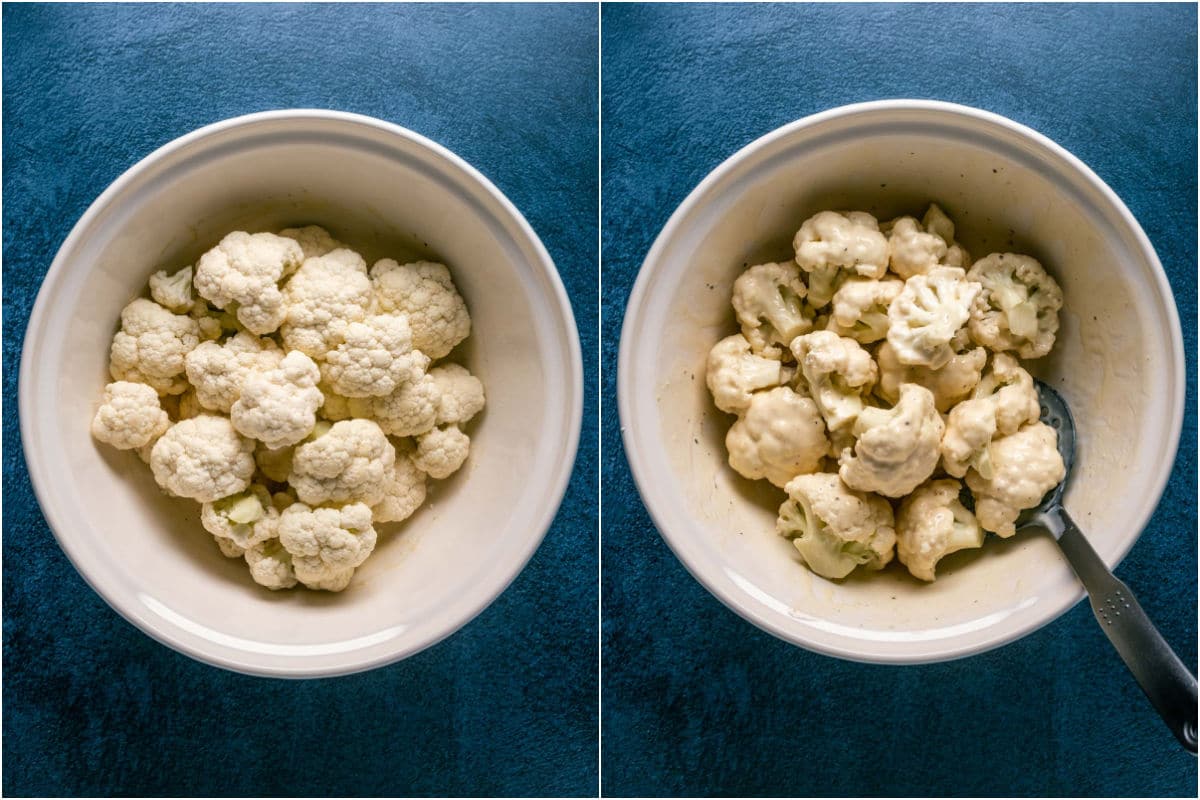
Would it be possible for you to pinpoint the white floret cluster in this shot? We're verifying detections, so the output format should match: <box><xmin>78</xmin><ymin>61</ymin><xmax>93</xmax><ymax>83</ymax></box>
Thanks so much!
<box><xmin>706</xmin><ymin>205</ymin><xmax>1066</xmax><ymax>582</ymax></box>
<box><xmin>90</xmin><ymin>226</ymin><xmax>484</xmax><ymax>592</ymax></box>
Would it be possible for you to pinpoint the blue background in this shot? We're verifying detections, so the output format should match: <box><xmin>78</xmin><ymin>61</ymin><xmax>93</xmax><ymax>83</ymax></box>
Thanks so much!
<box><xmin>3</xmin><ymin>4</ymin><xmax>597</xmax><ymax>797</ymax></box>
<box><xmin>602</xmin><ymin>3</ymin><xmax>1197</xmax><ymax>797</ymax></box>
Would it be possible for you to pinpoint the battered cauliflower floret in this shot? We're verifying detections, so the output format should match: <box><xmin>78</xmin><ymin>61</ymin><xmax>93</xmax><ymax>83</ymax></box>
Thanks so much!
<box><xmin>109</xmin><ymin>298</ymin><xmax>201</xmax><ymax>395</ymax></box>
<box><xmin>90</xmin><ymin>381</ymin><xmax>169</xmax><ymax>450</ymax></box>
<box><xmin>255</xmin><ymin>442</ymin><xmax>294</xmax><ymax>484</ymax></box>
<box><xmin>321</xmin><ymin>313</ymin><xmax>430</xmax><ymax>398</ymax></box>
<box><xmin>967</xmin><ymin>421</ymin><xmax>1066</xmax><ymax>537</ymax></box>
<box><xmin>971</xmin><ymin>352</ymin><xmax>1041</xmax><ymax>436</ymax></box>
<box><xmin>428</xmin><ymin>363</ymin><xmax>486</xmax><ymax>425</ymax></box>
<box><xmin>371</xmin><ymin>260</ymin><xmax>471</xmax><ymax>359</ymax></box>
<box><xmin>940</xmin><ymin>398</ymin><xmax>998</xmax><ymax>479</ymax></box>
<box><xmin>184</xmin><ymin>331</ymin><xmax>284</xmax><ymax>413</ymax></box>
<box><xmin>280</xmin><ymin>249</ymin><xmax>373</xmax><ymax>359</ymax></box>
<box><xmin>148</xmin><ymin>265</ymin><xmax>195</xmax><ymax>313</ymax></box>
<box><xmin>705</xmin><ymin>333</ymin><xmax>783</xmax><ymax>414</ymax></box>
<box><xmin>839</xmin><ymin>383</ymin><xmax>944</xmax><ymax>498</ymax></box>
<box><xmin>793</xmin><ymin>211</ymin><xmax>890</xmax><ymax>306</ymax></box>
<box><xmin>895</xmin><ymin>478</ymin><xmax>985</xmax><ymax>581</ymax></box>
<box><xmin>776</xmin><ymin>472</ymin><xmax>896</xmax><ymax>580</ymax></box>
<box><xmin>876</xmin><ymin>340</ymin><xmax>987</xmax><ymax>412</ymax></box>
<box><xmin>825</xmin><ymin>277</ymin><xmax>903</xmax><ymax>343</ymax></box>
<box><xmin>193</xmin><ymin>231</ymin><xmax>303</xmax><ymax>335</ymax></box>
<box><xmin>730</xmin><ymin>261</ymin><xmax>813</xmax><ymax>357</ymax></box>
<box><xmin>790</xmin><ymin>331</ymin><xmax>878</xmax><ymax>432</ymax></box>
<box><xmin>231</xmin><ymin>351</ymin><xmax>324</xmax><ymax>449</ymax></box>
<box><xmin>967</xmin><ymin>253</ymin><xmax>1064</xmax><ymax>359</ymax></box>
<box><xmin>921</xmin><ymin>204</ymin><xmax>972</xmax><ymax>268</ymax></box>
<box><xmin>149</xmin><ymin>415</ymin><xmax>256</xmax><ymax>502</ymax></box>
<box><xmin>243</xmin><ymin>538</ymin><xmax>297</xmax><ymax>590</ymax></box>
<box><xmin>724</xmin><ymin>386</ymin><xmax>827</xmax><ymax>488</ymax></box>
<box><xmin>412</xmin><ymin>425</ymin><xmax>471</xmax><ymax>480</ymax></box>
<box><xmin>277</xmin><ymin>225</ymin><xmax>344</xmax><ymax>260</ymax></box>
<box><xmin>885</xmin><ymin>215</ymin><xmax>948</xmax><ymax>279</ymax></box>
<box><xmin>289</xmin><ymin>418</ymin><xmax>396</xmax><ymax>506</ymax></box>
<box><xmin>279</xmin><ymin>502</ymin><xmax>377</xmax><ymax>592</ymax></box>
<box><xmin>200</xmin><ymin>483</ymin><xmax>280</xmax><ymax>550</ymax></box>
<box><xmin>371</xmin><ymin>446</ymin><xmax>428</xmax><ymax>523</ymax></box>
<box><xmin>886</xmin><ymin>266</ymin><xmax>982</xmax><ymax>369</ymax></box>
<box><xmin>363</xmin><ymin>372</ymin><xmax>440</xmax><ymax>437</ymax></box>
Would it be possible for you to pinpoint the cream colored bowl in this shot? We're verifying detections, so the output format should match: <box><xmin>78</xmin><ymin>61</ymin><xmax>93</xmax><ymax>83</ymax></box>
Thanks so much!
<box><xmin>20</xmin><ymin>110</ymin><xmax>582</xmax><ymax>677</ymax></box>
<box><xmin>618</xmin><ymin>100</ymin><xmax>1183</xmax><ymax>663</ymax></box>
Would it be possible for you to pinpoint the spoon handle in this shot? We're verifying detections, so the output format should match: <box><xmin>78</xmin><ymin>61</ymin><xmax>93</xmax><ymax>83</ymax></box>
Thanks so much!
<box><xmin>1048</xmin><ymin>508</ymin><xmax>1197</xmax><ymax>753</ymax></box>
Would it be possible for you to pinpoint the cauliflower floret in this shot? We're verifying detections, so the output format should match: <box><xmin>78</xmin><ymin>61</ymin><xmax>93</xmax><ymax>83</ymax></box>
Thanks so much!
<box><xmin>967</xmin><ymin>421</ymin><xmax>1066</xmax><ymax>537</ymax></box>
<box><xmin>730</xmin><ymin>261</ymin><xmax>814</xmax><ymax>357</ymax></box>
<box><xmin>372</xmin><ymin>445</ymin><xmax>428</xmax><ymax>523</ymax></box>
<box><xmin>148</xmin><ymin>265</ymin><xmax>195</xmax><ymax>313</ymax></box>
<box><xmin>876</xmin><ymin>340</ymin><xmax>987</xmax><ymax>412</ymax></box>
<box><xmin>277</xmin><ymin>225</ymin><xmax>344</xmax><ymax>260</ymax></box>
<box><xmin>318</xmin><ymin>381</ymin><xmax>354</xmax><ymax>421</ymax></box>
<box><xmin>413</xmin><ymin>425</ymin><xmax>471</xmax><ymax>479</ymax></box>
<box><xmin>289</xmin><ymin>419</ymin><xmax>396</xmax><ymax>506</ymax></box>
<box><xmin>940</xmin><ymin>353</ymin><xmax>1041</xmax><ymax>478</ymax></box>
<box><xmin>839</xmin><ymin>383</ymin><xmax>944</xmax><ymax>498</ymax></box>
<box><xmin>184</xmin><ymin>331</ymin><xmax>284</xmax><ymax>413</ymax></box>
<box><xmin>215</xmin><ymin>537</ymin><xmax>246</xmax><ymax>559</ymax></box>
<box><xmin>825</xmin><ymin>277</ymin><xmax>903</xmax><ymax>343</ymax></box>
<box><xmin>918</xmin><ymin>205</ymin><xmax>972</xmax><ymax>269</ymax></box>
<box><xmin>193</xmin><ymin>231</ymin><xmax>303</xmax><ymax>335</ymax></box>
<box><xmin>705</xmin><ymin>334</ymin><xmax>783</xmax><ymax>415</ymax></box>
<box><xmin>176</xmin><ymin>388</ymin><xmax>203</xmax><ymax>421</ymax></box>
<box><xmin>886</xmin><ymin>266</ymin><xmax>981</xmax><ymax>369</ymax></box>
<box><xmin>90</xmin><ymin>381</ymin><xmax>169</xmax><ymax>450</ymax></box>
<box><xmin>243</xmin><ymin>538</ymin><xmax>297</xmax><ymax>590</ymax></box>
<box><xmin>885</xmin><ymin>215</ymin><xmax>949</xmax><ymax>279</ymax></box>
<box><xmin>371</xmin><ymin>260</ymin><xmax>470</xmax><ymax>359</ymax></box>
<box><xmin>793</xmin><ymin>211</ymin><xmax>890</xmax><ymax>306</ymax></box>
<box><xmin>777</xmin><ymin>472</ymin><xmax>896</xmax><ymax>580</ymax></box>
<box><xmin>940</xmin><ymin>398</ymin><xmax>998</xmax><ymax>479</ymax></box>
<box><xmin>149</xmin><ymin>415</ymin><xmax>256</xmax><ymax>502</ymax></box>
<box><xmin>200</xmin><ymin>484</ymin><xmax>280</xmax><ymax>550</ymax></box>
<box><xmin>724</xmin><ymin>386</ymin><xmax>827</xmax><ymax>488</ymax></box>
<box><xmin>895</xmin><ymin>478</ymin><xmax>985</xmax><ymax>581</ymax></box>
<box><xmin>321</xmin><ymin>313</ymin><xmax>430</xmax><ymax>398</ymax></box>
<box><xmin>971</xmin><ymin>352</ymin><xmax>1041</xmax><ymax>436</ymax></box>
<box><xmin>281</xmin><ymin>249</ymin><xmax>373</xmax><ymax>358</ymax></box>
<box><xmin>278</xmin><ymin>502</ymin><xmax>377</xmax><ymax>592</ymax></box>
<box><xmin>967</xmin><ymin>253</ymin><xmax>1064</xmax><ymax>359</ymax></box>
<box><xmin>428</xmin><ymin>363</ymin><xmax>486</xmax><ymax>425</ymax></box>
<box><xmin>109</xmin><ymin>298</ymin><xmax>201</xmax><ymax>395</ymax></box>
<box><xmin>255</xmin><ymin>442</ymin><xmax>294</xmax><ymax>484</ymax></box>
<box><xmin>362</xmin><ymin>372</ymin><xmax>440</xmax><ymax>437</ymax></box>
<box><xmin>188</xmin><ymin>300</ymin><xmax>240</xmax><ymax>341</ymax></box>
<box><xmin>790</xmin><ymin>331</ymin><xmax>877</xmax><ymax>432</ymax></box>
<box><xmin>231</xmin><ymin>351</ymin><xmax>324</xmax><ymax>449</ymax></box>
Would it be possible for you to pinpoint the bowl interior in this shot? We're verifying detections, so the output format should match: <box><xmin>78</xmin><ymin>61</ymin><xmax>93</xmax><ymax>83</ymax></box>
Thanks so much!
<box><xmin>22</xmin><ymin>114</ymin><xmax>580</xmax><ymax>675</ymax></box>
<box><xmin>621</xmin><ymin>104</ymin><xmax>1182</xmax><ymax>662</ymax></box>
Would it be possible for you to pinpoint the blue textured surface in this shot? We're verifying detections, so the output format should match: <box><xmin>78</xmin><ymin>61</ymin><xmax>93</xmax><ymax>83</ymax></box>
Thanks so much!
<box><xmin>3</xmin><ymin>4</ymin><xmax>597</xmax><ymax>796</ymax></box>
<box><xmin>602</xmin><ymin>4</ymin><xmax>1197</xmax><ymax>797</ymax></box>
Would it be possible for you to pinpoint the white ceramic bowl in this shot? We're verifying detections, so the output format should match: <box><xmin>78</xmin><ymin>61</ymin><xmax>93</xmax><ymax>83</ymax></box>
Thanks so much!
<box><xmin>21</xmin><ymin>110</ymin><xmax>582</xmax><ymax>677</ymax></box>
<box><xmin>618</xmin><ymin>100</ymin><xmax>1184</xmax><ymax>664</ymax></box>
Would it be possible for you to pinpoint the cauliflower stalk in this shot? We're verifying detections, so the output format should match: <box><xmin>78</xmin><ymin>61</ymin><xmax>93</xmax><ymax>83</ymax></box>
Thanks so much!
<box><xmin>896</xmin><ymin>479</ymin><xmax>985</xmax><ymax>581</ymax></box>
<box><xmin>777</xmin><ymin>473</ymin><xmax>896</xmax><ymax>580</ymax></box>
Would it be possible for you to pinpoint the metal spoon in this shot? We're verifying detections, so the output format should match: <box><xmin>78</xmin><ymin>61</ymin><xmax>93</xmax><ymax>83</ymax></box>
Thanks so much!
<box><xmin>1018</xmin><ymin>381</ymin><xmax>1197</xmax><ymax>752</ymax></box>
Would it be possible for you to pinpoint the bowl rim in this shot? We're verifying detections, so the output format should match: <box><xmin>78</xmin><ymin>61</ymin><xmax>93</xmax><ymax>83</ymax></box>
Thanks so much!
<box><xmin>617</xmin><ymin>98</ymin><xmax>1185</xmax><ymax>664</ymax></box>
<box><xmin>19</xmin><ymin>108</ymin><xmax>584</xmax><ymax>678</ymax></box>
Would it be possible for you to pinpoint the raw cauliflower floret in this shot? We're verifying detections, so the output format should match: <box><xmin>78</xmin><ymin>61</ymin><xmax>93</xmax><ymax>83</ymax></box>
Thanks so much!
<box><xmin>428</xmin><ymin>363</ymin><xmax>486</xmax><ymax>425</ymax></box>
<box><xmin>371</xmin><ymin>260</ymin><xmax>471</xmax><ymax>359</ymax></box>
<box><xmin>972</xmin><ymin>352</ymin><xmax>1041</xmax><ymax>436</ymax></box>
<box><xmin>825</xmin><ymin>277</ymin><xmax>903</xmax><ymax>343</ymax></box>
<box><xmin>362</xmin><ymin>372</ymin><xmax>440</xmax><ymax>437</ymax></box>
<box><xmin>279</xmin><ymin>502</ymin><xmax>377</xmax><ymax>592</ymax></box>
<box><xmin>90</xmin><ymin>381</ymin><xmax>169</xmax><ymax>450</ymax></box>
<box><xmin>281</xmin><ymin>249</ymin><xmax>373</xmax><ymax>358</ymax></box>
<box><xmin>200</xmin><ymin>483</ymin><xmax>280</xmax><ymax>551</ymax></box>
<box><xmin>289</xmin><ymin>418</ymin><xmax>396</xmax><ymax>506</ymax></box>
<box><xmin>318</xmin><ymin>382</ymin><xmax>354</xmax><ymax>421</ymax></box>
<box><xmin>148</xmin><ymin>265</ymin><xmax>195</xmax><ymax>313</ymax></box>
<box><xmin>895</xmin><ymin>478</ymin><xmax>985</xmax><ymax>581</ymax></box>
<box><xmin>193</xmin><ymin>231</ymin><xmax>303</xmax><ymax>335</ymax></box>
<box><xmin>967</xmin><ymin>253</ymin><xmax>1064</xmax><ymax>359</ymax></box>
<box><xmin>887</xmin><ymin>266</ymin><xmax>982</xmax><ymax>369</ymax></box>
<box><xmin>705</xmin><ymin>333</ymin><xmax>783</xmax><ymax>415</ymax></box>
<box><xmin>321</xmin><ymin>313</ymin><xmax>430</xmax><ymax>398</ymax></box>
<box><xmin>109</xmin><ymin>298</ymin><xmax>201</xmax><ymax>395</ymax></box>
<box><xmin>244</xmin><ymin>538</ymin><xmax>297</xmax><ymax>590</ymax></box>
<box><xmin>730</xmin><ymin>261</ymin><xmax>813</xmax><ymax>357</ymax></box>
<box><xmin>231</xmin><ymin>351</ymin><xmax>324</xmax><ymax>449</ymax></box>
<box><xmin>885</xmin><ymin>215</ymin><xmax>948</xmax><ymax>279</ymax></box>
<box><xmin>725</xmin><ymin>386</ymin><xmax>827</xmax><ymax>488</ymax></box>
<box><xmin>255</xmin><ymin>442</ymin><xmax>294</xmax><ymax>484</ymax></box>
<box><xmin>372</xmin><ymin>446</ymin><xmax>428</xmax><ymax>523</ymax></box>
<box><xmin>184</xmin><ymin>331</ymin><xmax>284</xmax><ymax>413</ymax></box>
<box><xmin>839</xmin><ymin>383</ymin><xmax>944</xmax><ymax>498</ymax></box>
<box><xmin>188</xmin><ymin>299</ymin><xmax>240</xmax><ymax>341</ymax></box>
<box><xmin>876</xmin><ymin>340</ymin><xmax>987</xmax><ymax>412</ymax></box>
<box><xmin>777</xmin><ymin>472</ymin><xmax>896</xmax><ymax>580</ymax></box>
<box><xmin>413</xmin><ymin>425</ymin><xmax>471</xmax><ymax>479</ymax></box>
<box><xmin>940</xmin><ymin>398</ymin><xmax>998</xmax><ymax>479</ymax></box>
<box><xmin>967</xmin><ymin>421</ymin><xmax>1066</xmax><ymax>537</ymax></box>
<box><xmin>790</xmin><ymin>331</ymin><xmax>878</xmax><ymax>432</ymax></box>
<box><xmin>793</xmin><ymin>210</ymin><xmax>890</xmax><ymax>306</ymax></box>
<box><xmin>277</xmin><ymin>225</ymin><xmax>344</xmax><ymax>260</ymax></box>
<box><xmin>149</xmin><ymin>415</ymin><xmax>256</xmax><ymax>502</ymax></box>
